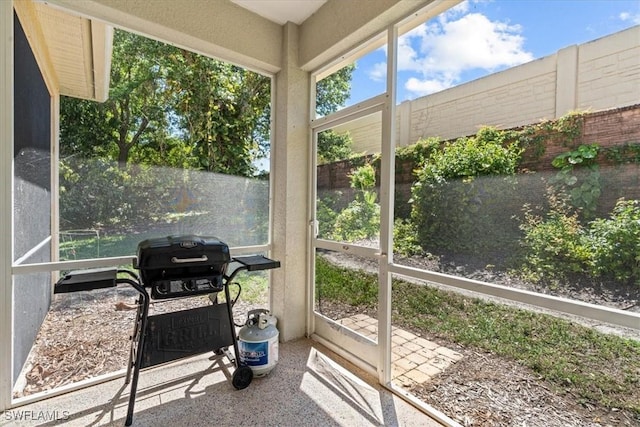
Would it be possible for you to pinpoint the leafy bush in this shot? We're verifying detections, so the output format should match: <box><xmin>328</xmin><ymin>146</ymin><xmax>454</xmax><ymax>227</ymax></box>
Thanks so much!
<box><xmin>411</xmin><ymin>127</ymin><xmax>523</xmax><ymax>257</ymax></box>
<box><xmin>316</xmin><ymin>195</ymin><xmax>340</xmax><ymax>239</ymax></box>
<box><xmin>393</xmin><ymin>218</ymin><xmax>423</xmax><ymax>256</ymax></box>
<box><xmin>328</xmin><ymin>164</ymin><xmax>381</xmax><ymax>242</ymax></box>
<box><xmin>519</xmin><ymin>192</ymin><xmax>640</xmax><ymax>286</ymax></box>
<box><xmin>349</xmin><ymin>163</ymin><xmax>377</xmax><ymax>204</ymax></box>
<box><xmin>588</xmin><ymin>199</ymin><xmax>640</xmax><ymax>284</ymax></box>
<box><xmin>331</xmin><ymin>199</ymin><xmax>380</xmax><ymax>241</ymax></box>
<box><xmin>518</xmin><ymin>190</ymin><xmax>590</xmax><ymax>283</ymax></box>
<box><xmin>417</xmin><ymin>127</ymin><xmax>522</xmax><ymax>183</ymax></box>
<box><xmin>395</xmin><ymin>136</ymin><xmax>441</xmax><ymax>166</ymax></box>
<box><xmin>550</xmin><ymin>144</ymin><xmax>601</xmax><ymax>218</ymax></box>
<box><xmin>59</xmin><ymin>157</ymin><xmax>174</xmax><ymax>230</ymax></box>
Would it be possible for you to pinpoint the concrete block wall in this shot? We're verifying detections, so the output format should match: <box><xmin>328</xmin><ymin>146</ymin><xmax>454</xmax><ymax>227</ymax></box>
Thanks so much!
<box><xmin>336</xmin><ymin>112</ymin><xmax>381</xmax><ymax>155</ymax></box>
<box><xmin>405</xmin><ymin>55</ymin><xmax>558</xmax><ymax>143</ymax></box>
<box><xmin>577</xmin><ymin>28</ymin><xmax>640</xmax><ymax>112</ymax></box>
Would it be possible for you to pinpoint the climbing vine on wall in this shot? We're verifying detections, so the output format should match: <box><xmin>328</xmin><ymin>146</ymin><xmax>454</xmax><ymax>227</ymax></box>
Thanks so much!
<box><xmin>549</xmin><ymin>144</ymin><xmax>601</xmax><ymax>219</ymax></box>
<box><xmin>603</xmin><ymin>142</ymin><xmax>640</xmax><ymax>165</ymax></box>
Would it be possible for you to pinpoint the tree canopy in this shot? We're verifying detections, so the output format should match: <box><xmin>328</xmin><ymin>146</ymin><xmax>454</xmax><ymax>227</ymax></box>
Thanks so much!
<box><xmin>60</xmin><ymin>29</ymin><xmax>354</xmax><ymax>176</ymax></box>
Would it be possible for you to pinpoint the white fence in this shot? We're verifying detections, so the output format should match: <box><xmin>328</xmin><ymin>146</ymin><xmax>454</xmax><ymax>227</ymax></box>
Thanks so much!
<box><xmin>337</xmin><ymin>25</ymin><xmax>640</xmax><ymax>153</ymax></box>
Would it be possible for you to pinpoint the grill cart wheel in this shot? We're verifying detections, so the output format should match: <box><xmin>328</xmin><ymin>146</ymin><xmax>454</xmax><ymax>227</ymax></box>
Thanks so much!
<box><xmin>232</xmin><ymin>365</ymin><xmax>253</xmax><ymax>390</ymax></box>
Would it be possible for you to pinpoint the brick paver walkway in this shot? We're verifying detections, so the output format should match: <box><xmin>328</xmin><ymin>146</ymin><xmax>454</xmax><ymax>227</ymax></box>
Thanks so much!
<box><xmin>338</xmin><ymin>314</ymin><xmax>463</xmax><ymax>389</ymax></box>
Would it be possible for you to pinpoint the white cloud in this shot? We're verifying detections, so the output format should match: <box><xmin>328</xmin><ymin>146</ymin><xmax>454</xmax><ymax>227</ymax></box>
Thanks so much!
<box><xmin>405</xmin><ymin>77</ymin><xmax>452</xmax><ymax>97</ymax></box>
<box><xmin>387</xmin><ymin>2</ymin><xmax>533</xmax><ymax>98</ymax></box>
<box><xmin>368</xmin><ymin>62</ymin><xmax>387</xmax><ymax>82</ymax></box>
<box><xmin>421</xmin><ymin>14</ymin><xmax>532</xmax><ymax>71</ymax></box>
<box><xmin>619</xmin><ymin>11</ymin><xmax>640</xmax><ymax>25</ymax></box>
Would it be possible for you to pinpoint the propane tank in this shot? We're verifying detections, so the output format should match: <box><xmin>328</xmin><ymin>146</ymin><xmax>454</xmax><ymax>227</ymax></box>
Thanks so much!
<box><xmin>238</xmin><ymin>309</ymin><xmax>279</xmax><ymax>377</ymax></box>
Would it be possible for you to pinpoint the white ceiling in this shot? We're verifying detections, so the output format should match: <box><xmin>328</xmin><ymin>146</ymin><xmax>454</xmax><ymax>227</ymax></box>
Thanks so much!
<box><xmin>231</xmin><ymin>0</ymin><xmax>327</xmax><ymax>25</ymax></box>
<box><xmin>14</xmin><ymin>1</ymin><xmax>112</xmax><ymax>102</ymax></box>
<box><xmin>17</xmin><ymin>0</ymin><xmax>328</xmax><ymax>103</ymax></box>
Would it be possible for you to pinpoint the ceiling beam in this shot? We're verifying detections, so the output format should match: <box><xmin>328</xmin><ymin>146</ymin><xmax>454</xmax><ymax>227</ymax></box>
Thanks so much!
<box><xmin>45</xmin><ymin>0</ymin><xmax>283</xmax><ymax>74</ymax></box>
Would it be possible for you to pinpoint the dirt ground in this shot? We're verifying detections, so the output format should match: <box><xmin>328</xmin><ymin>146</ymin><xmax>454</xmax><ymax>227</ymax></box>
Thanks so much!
<box><xmin>14</xmin><ymin>252</ymin><xmax>640</xmax><ymax>426</ymax></box>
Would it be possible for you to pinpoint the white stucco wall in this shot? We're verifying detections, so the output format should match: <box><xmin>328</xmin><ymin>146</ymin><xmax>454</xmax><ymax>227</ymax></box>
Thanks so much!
<box><xmin>271</xmin><ymin>23</ymin><xmax>310</xmax><ymax>342</ymax></box>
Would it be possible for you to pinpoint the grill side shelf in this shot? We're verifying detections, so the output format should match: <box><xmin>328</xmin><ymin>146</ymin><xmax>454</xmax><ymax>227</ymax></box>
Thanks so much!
<box><xmin>54</xmin><ymin>267</ymin><xmax>117</xmax><ymax>293</ymax></box>
<box><xmin>224</xmin><ymin>255</ymin><xmax>280</xmax><ymax>285</ymax></box>
<box><xmin>231</xmin><ymin>255</ymin><xmax>280</xmax><ymax>271</ymax></box>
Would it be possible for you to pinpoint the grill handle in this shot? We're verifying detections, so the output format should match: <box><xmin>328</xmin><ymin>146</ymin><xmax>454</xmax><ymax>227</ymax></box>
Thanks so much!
<box><xmin>170</xmin><ymin>255</ymin><xmax>208</xmax><ymax>263</ymax></box>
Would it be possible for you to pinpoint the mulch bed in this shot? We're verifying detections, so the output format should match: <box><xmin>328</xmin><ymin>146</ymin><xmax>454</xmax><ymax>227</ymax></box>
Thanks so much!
<box><xmin>13</xmin><ymin>287</ymin><xmax>257</xmax><ymax>398</ymax></box>
<box><xmin>412</xmin><ymin>348</ymin><xmax>637</xmax><ymax>427</ymax></box>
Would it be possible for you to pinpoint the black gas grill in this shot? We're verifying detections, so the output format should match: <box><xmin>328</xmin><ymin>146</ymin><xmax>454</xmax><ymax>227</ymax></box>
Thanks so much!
<box><xmin>135</xmin><ymin>235</ymin><xmax>230</xmax><ymax>299</ymax></box>
<box><xmin>55</xmin><ymin>235</ymin><xmax>280</xmax><ymax>426</ymax></box>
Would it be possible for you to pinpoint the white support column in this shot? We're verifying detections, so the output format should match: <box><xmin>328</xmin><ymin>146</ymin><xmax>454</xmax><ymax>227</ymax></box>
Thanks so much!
<box><xmin>378</xmin><ymin>25</ymin><xmax>397</xmax><ymax>385</ymax></box>
<box><xmin>270</xmin><ymin>22</ymin><xmax>310</xmax><ymax>342</ymax></box>
<box><xmin>0</xmin><ymin>0</ymin><xmax>14</xmax><ymax>411</ymax></box>
<box><xmin>555</xmin><ymin>45</ymin><xmax>578</xmax><ymax>118</ymax></box>
<box><xmin>51</xmin><ymin>94</ymin><xmax>60</xmax><ymax>285</ymax></box>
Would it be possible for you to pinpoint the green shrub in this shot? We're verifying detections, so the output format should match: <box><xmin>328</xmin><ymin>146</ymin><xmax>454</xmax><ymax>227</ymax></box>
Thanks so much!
<box><xmin>395</xmin><ymin>136</ymin><xmax>441</xmax><ymax>166</ymax></box>
<box><xmin>331</xmin><ymin>199</ymin><xmax>380</xmax><ymax>242</ymax></box>
<box><xmin>417</xmin><ymin>127</ymin><xmax>522</xmax><ymax>183</ymax></box>
<box><xmin>411</xmin><ymin>127</ymin><xmax>523</xmax><ymax>257</ymax></box>
<box><xmin>550</xmin><ymin>144</ymin><xmax>601</xmax><ymax>219</ymax></box>
<box><xmin>316</xmin><ymin>195</ymin><xmax>340</xmax><ymax>239</ymax></box>
<box><xmin>518</xmin><ymin>190</ymin><xmax>590</xmax><ymax>283</ymax></box>
<box><xmin>330</xmin><ymin>164</ymin><xmax>380</xmax><ymax>242</ymax></box>
<box><xmin>349</xmin><ymin>163</ymin><xmax>377</xmax><ymax>205</ymax></box>
<box><xmin>588</xmin><ymin>199</ymin><xmax>640</xmax><ymax>284</ymax></box>
<box><xmin>59</xmin><ymin>157</ymin><xmax>173</xmax><ymax>230</ymax></box>
<box><xmin>393</xmin><ymin>218</ymin><xmax>423</xmax><ymax>256</ymax></box>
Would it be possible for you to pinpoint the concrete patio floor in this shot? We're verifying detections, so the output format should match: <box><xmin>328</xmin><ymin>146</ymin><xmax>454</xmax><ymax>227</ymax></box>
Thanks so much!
<box><xmin>2</xmin><ymin>338</ymin><xmax>448</xmax><ymax>426</ymax></box>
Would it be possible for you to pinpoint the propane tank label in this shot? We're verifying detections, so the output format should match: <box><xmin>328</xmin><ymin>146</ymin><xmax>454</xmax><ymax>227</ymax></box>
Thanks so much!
<box><xmin>239</xmin><ymin>341</ymin><xmax>268</xmax><ymax>366</ymax></box>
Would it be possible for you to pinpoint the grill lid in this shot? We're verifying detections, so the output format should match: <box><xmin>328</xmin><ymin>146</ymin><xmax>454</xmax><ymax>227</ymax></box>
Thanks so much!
<box><xmin>135</xmin><ymin>235</ymin><xmax>231</xmax><ymax>290</ymax></box>
<box><xmin>136</xmin><ymin>235</ymin><xmax>230</xmax><ymax>271</ymax></box>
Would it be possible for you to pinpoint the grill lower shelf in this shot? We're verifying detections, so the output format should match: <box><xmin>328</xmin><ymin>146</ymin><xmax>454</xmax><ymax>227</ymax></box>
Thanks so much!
<box><xmin>141</xmin><ymin>304</ymin><xmax>233</xmax><ymax>368</ymax></box>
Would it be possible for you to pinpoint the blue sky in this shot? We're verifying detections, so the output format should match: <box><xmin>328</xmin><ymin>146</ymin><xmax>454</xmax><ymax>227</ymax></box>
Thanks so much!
<box><xmin>347</xmin><ymin>0</ymin><xmax>640</xmax><ymax>104</ymax></box>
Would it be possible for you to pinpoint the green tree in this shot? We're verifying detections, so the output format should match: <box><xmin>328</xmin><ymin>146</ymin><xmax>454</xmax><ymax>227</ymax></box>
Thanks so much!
<box><xmin>316</xmin><ymin>64</ymin><xmax>356</xmax><ymax>163</ymax></box>
<box><xmin>59</xmin><ymin>30</ymin><xmax>354</xmax><ymax>229</ymax></box>
<box><xmin>60</xmin><ymin>31</ymin><xmax>173</xmax><ymax>168</ymax></box>
<box><xmin>165</xmin><ymin>52</ymin><xmax>270</xmax><ymax>175</ymax></box>
<box><xmin>316</xmin><ymin>65</ymin><xmax>354</xmax><ymax>117</ymax></box>
<box><xmin>61</xmin><ymin>30</ymin><xmax>355</xmax><ymax>174</ymax></box>
<box><xmin>61</xmin><ymin>30</ymin><xmax>270</xmax><ymax>175</ymax></box>
<box><xmin>317</xmin><ymin>130</ymin><xmax>353</xmax><ymax>164</ymax></box>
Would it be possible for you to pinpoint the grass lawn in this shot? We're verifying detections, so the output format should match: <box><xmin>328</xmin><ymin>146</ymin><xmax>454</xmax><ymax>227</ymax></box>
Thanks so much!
<box><xmin>315</xmin><ymin>255</ymin><xmax>640</xmax><ymax>416</ymax></box>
